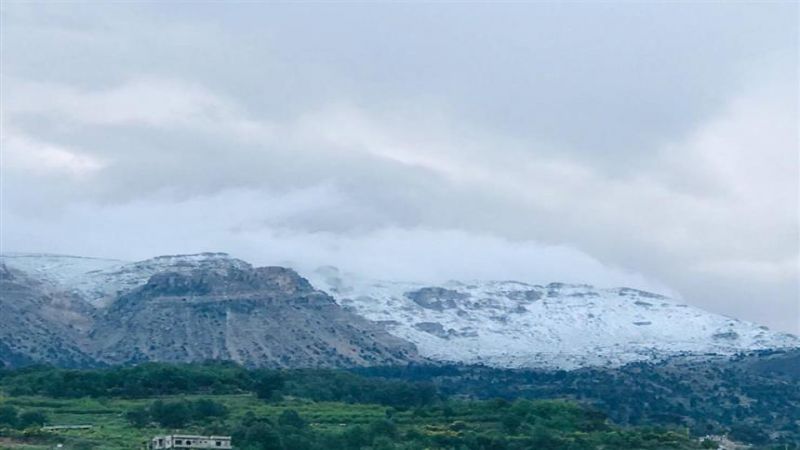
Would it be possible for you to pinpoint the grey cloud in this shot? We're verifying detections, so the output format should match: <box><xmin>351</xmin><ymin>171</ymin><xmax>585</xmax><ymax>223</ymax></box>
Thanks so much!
<box><xmin>1</xmin><ymin>3</ymin><xmax>798</xmax><ymax>332</ymax></box>
<box><xmin>2</xmin><ymin>188</ymin><xmax>666</xmax><ymax>292</ymax></box>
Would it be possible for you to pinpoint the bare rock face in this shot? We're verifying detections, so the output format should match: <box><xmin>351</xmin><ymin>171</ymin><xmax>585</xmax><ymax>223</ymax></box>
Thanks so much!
<box><xmin>405</xmin><ymin>287</ymin><xmax>468</xmax><ymax>311</ymax></box>
<box><xmin>0</xmin><ymin>264</ymin><xmax>95</xmax><ymax>368</ymax></box>
<box><xmin>8</xmin><ymin>252</ymin><xmax>797</xmax><ymax>371</ymax></box>
<box><xmin>0</xmin><ymin>254</ymin><xmax>421</xmax><ymax>369</ymax></box>
<box><xmin>89</xmin><ymin>264</ymin><xmax>420</xmax><ymax>368</ymax></box>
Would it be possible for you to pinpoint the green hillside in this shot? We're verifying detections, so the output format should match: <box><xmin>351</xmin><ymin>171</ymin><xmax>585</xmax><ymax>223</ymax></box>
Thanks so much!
<box><xmin>0</xmin><ymin>363</ymin><xmax>714</xmax><ymax>450</ymax></box>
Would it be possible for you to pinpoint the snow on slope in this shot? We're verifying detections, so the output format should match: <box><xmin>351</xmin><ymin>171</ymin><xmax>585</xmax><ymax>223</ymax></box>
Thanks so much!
<box><xmin>0</xmin><ymin>253</ymin><xmax>127</xmax><ymax>304</ymax></box>
<box><xmin>0</xmin><ymin>252</ymin><xmax>247</xmax><ymax>306</ymax></box>
<box><xmin>3</xmin><ymin>253</ymin><xmax>797</xmax><ymax>369</ymax></box>
<box><xmin>307</xmin><ymin>266</ymin><xmax>800</xmax><ymax>369</ymax></box>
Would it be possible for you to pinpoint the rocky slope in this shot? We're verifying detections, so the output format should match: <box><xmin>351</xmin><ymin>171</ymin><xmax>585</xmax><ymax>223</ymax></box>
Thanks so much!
<box><xmin>0</xmin><ymin>264</ymin><xmax>95</xmax><ymax>367</ymax></box>
<box><xmin>90</xmin><ymin>264</ymin><xmax>417</xmax><ymax>367</ymax></box>
<box><xmin>2</xmin><ymin>253</ymin><xmax>797</xmax><ymax>370</ymax></box>
<box><xmin>0</xmin><ymin>253</ymin><xmax>419</xmax><ymax>368</ymax></box>
<box><xmin>308</xmin><ymin>267</ymin><xmax>800</xmax><ymax>369</ymax></box>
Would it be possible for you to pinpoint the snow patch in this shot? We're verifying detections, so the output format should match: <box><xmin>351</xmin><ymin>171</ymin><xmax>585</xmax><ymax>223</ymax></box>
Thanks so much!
<box><xmin>306</xmin><ymin>267</ymin><xmax>800</xmax><ymax>369</ymax></box>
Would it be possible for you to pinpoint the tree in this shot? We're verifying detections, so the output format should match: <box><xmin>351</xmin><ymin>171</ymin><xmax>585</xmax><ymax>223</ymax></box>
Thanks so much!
<box><xmin>235</xmin><ymin>422</ymin><xmax>282</xmax><ymax>450</ymax></box>
<box><xmin>17</xmin><ymin>410</ymin><xmax>48</xmax><ymax>428</ymax></box>
<box><xmin>193</xmin><ymin>399</ymin><xmax>228</xmax><ymax>419</ymax></box>
<box><xmin>341</xmin><ymin>425</ymin><xmax>370</xmax><ymax>449</ymax></box>
<box><xmin>368</xmin><ymin>419</ymin><xmax>398</xmax><ymax>439</ymax></box>
<box><xmin>150</xmin><ymin>400</ymin><xmax>191</xmax><ymax>428</ymax></box>
<box><xmin>254</xmin><ymin>373</ymin><xmax>284</xmax><ymax>401</ymax></box>
<box><xmin>277</xmin><ymin>409</ymin><xmax>306</xmax><ymax>429</ymax></box>
<box><xmin>126</xmin><ymin>406</ymin><xmax>150</xmax><ymax>428</ymax></box>
<box><xmin>729</xmin><ymin>424</ymin><xmax>770</xmax><ymax>445</ymax></box>
<box><xmin>0</xmin><ymin>405</ymin><xmax>18</xmax><ymax>428</ymax></box>
<box><xmin>501</xmin><ymin>413</ymin><xmax>522</xmax><ymax>433</ymax></box>
<box><xmin>529</xmin><ymin>424</ymin><xmax>565</xmax><ymax>450</ymax></box>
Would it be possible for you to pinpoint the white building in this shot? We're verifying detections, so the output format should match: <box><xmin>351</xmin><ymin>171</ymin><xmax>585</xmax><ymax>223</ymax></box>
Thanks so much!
<box><xmin>146</xmin><ymin>435</ymin><xmax>232</xmax><ymax>449</ymax></box>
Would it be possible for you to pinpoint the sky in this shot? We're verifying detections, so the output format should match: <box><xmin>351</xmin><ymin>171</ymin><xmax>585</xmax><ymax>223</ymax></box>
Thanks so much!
<box><xmin>1</xmin><ymin>2</ymin><xmax>798</xmax><ymax>333</ymax></box>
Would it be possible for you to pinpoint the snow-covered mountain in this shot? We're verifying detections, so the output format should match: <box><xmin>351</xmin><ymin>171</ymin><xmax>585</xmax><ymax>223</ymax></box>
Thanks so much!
<box><xmin>308</xmin><ymin>266</ymin><xmax>799</xmax><ymax>369</ymax></box>
<box><xmin>0</xmin><ymin>252</ymin><xmax>248</xmax><ymax>307</ymax></box>
<box><xmin>0</xmin><ymin>253</ymin><xmax>419</xmax><ymax>368</ymax></box>
<box><xmin>1</xmin><ymin>252</ymin><xmax>797</xmax><ymax>369</ymax></box>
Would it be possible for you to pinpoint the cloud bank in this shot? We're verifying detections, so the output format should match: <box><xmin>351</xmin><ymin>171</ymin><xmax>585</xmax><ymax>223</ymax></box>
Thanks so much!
<box><xmin>1</xmin><ymin>3</ymin><xmax>798</xmax><ymax>332</ymax></box>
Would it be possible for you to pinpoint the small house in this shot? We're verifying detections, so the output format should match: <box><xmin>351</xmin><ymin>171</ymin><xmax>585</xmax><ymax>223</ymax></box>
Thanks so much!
<box><xmin>146</xmin><ymin>435</ymin><xmax>232</xmax><ymax>449</ymax></box>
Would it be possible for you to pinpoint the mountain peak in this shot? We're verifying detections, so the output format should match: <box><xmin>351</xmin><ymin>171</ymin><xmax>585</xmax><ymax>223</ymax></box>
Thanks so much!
<box><xmin>309</xmin><ymin>274</ymin><xmax>799</xmax><ymax>369</ymax></box>
<box><xmin>2</xmin><ymin>252</ymin><xmax>420</xmax><ymax>368</ymax></box>
<box><xmin>3</xmin><ymin>252</ymin><xmax>797</xmax><ymax>370</ymax></box>
<box><xmin>136</xmin><ymin>265</ymin><xmax>316</xmax><ymax>298</ymax></box>
<box><xmin>128</xmin><ymin>252</ymin><xmax>250</xmax><ymax>271</ymax></box>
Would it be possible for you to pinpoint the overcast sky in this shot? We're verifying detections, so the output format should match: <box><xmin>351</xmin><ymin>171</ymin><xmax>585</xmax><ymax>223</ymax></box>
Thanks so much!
<box><xmin>2</xmin><ymin>2</ymin><xmax>798</xmax><ymax>332</ymax></box>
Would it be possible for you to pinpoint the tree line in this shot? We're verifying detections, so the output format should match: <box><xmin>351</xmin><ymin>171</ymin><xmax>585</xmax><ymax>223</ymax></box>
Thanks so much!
<box><xmin>0</xmin><ymin>362</ymin><xmax>438</xmax><ymax>409</ymax></box>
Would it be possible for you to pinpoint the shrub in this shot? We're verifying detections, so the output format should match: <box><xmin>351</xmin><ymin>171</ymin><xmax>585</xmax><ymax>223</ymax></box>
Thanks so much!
<box><xmin>0</xmin><ymin>405</ymin><xmax>18</xmax><ymax>428</ymax></box>
<box><xmin>254</xmin><ymin>373</ymin><xmax>284</xmax><ymax>401</ymax></box>
<box><xmin>125</xmin><ymin>406</ymin><xmax>150</xmax><ymax>428</ymax></box>
<box><xmin>150</xmin><ymin>400</ymin><xmax>192</xmax><ymax>428</ymax></box>
<box><xmin>17</xmin><ymin>410</ymin><xmax>47</xmax><ymax>428</ymax></box>
<box><xmin>277</xmin><ymin>410</ymin><xmax>306</xmax><ymax>429</ymax></box>
<box><xmin>193</xmin><ymin>399</ymin><xmax>228</xmax><ymax>420</ymax></box>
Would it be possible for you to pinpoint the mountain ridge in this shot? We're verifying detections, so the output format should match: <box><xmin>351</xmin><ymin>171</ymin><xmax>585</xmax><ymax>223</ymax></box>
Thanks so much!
<box><xmin>1</xmin><ymin>252</ymin><xmax>796</xmax><ymax>370</ymax></box>
<box><xmin>0</xmin><ymin>253</ymin><xmax>420</xmax><ymax>368</ymax></box>
<box><xmin>308</xmin><ymin>266</ymin><xmax>799</xmax><ymax>369</ymax></box>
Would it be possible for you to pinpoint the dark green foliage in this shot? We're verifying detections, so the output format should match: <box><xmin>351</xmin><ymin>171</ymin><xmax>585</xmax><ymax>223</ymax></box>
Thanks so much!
<box><xmin>127</xmin><ymin>398</ymin><xmax>228</xmax><ymax>428</ymax></box>
<box><xmin>2</xmin><ymin>352</ymin><xmax>797</xmax><ymax>447</ymax></box>
<box><xmin>17</xmin><ymin>410</ymin><xmax>48</xmax><ymax>428</ymax></box>
<box><xmin>0</xmin><ymin>405</ymin><xmax>50</xmax><ymax>430</ymax></box>
<box><xmin>254</xmin><ymin>372</ymin><xmax>284</xmax><ymax>401</ymax></box>
<box><xmin>356</xmin><ymin>350</ymin><xmax>800</xmax><ymax>446</ymax></box>
<box><xmin>501</xmin><ymin>413</ymin><xmax>522</xmax><ymax>433</ymax></box>
<box><xmin>367</xmin><ymin>418</ymin><xmax>398</xmax><ymax>439</ymax></box>
<box><xmin>340</xmin><ymin>425</ymin><xmax>370</xmax><ymax>448</ymax></box>
<box><xmin>700</xmin><ymin>439</ymin><xmax>719</xmax><ymax>449</ymax></box>
<box><xmin>150</xmin><ymin>400</ymin><xmax>192</xmax><ymax>428</ymax></box>
<box><xmin>728</xmin><ymin>423</ymin><xmax>770</xmax><ymax>445</ymax></box>
<box><xmin>0</xmin><ymin>404</ymin><xmax>18</xmax><ymax>428</ymax></box>
<box><xmin>193</xmin><ymin>398</ymin><xmax>229</xmax><ymax>419</ymax></box>
<box><xmin>280</xmin><ymin>369</ymin><xmax>438</xmax><ymax>408</ymax></box>
<box><xmin>125</xmin><ymin>406</ymin><xmax>150</xmax><ymax>428</ymax></box>
<box><xmin>0</xmin><ymin>363</ymin><xmax>437</xmax><ymax>408</ymax></box>
<box><xmin>239</xmin><ymin>398</ymin><xmax>699</xmax><ymax>450</ymax></box>
<box><xmin>1</xmin><ymin>361</ymin><xmax>252</xmax><ymax>398</ymax></box>
<box><xmin>233</xmin><ymin>418</ymin><xmax>283</xmax><ymax>450</ymax></box>
<box><xmin>277</xmin><ymin>410</ymin><xmax>306</xmax><ymax>429</ymax></box>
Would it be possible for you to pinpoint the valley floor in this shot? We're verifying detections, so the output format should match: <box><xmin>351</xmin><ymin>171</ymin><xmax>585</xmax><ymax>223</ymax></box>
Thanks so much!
<box><xmin>2</xmin><ymin>361</ymin><xmax>793</xmax><ymax>449</ymax></box>
<box><xmin>0</xmin><ymin>390</ymin><xmax>707</xmax><ymax>450</ymax></box>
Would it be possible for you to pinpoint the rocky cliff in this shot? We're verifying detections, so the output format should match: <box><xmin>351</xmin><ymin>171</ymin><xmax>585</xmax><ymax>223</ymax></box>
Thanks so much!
<box><xmin>90</xmin><ymin>265</ymin><xmax>418</xmax><ymax>367</ymax></box>
<box><xmin>0</xmin><ymin>254</ymin><xmax>420</xmax><ymax>368</ymax></box>
<box><xmin>0</xmin><ymin>264</ymin><xmax>94</xmax><ymax>367</ymax></box>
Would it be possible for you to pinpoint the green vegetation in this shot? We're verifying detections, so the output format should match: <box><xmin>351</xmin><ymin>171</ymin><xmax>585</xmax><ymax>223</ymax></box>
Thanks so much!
<box><xmin>0</xmin><ymin>363</ymin><xmax>436</xmax><ymax>408</ymax></box>
<box><xmin>0</xmin><ymin>393</ymin><xmax>704</xmax><ymax>450</ymax></box>
<box><xmin>0</xmin><ymin>354</ymin><xmax>800</xmax><ymax>450</ymax></box>
<box><xmin>0</xmin><ymin>406</ymin><xmax>48</xmax><ymax>430</ymax></box>
<box><xmin>358</xmin><ymin>351</ymin><xmax>800</xmax><ymax>447</ymax></box>
<box><xmin>0</xmin><ymin>360</ymin><xmax>792</xmax><ymax>449</ymax></box>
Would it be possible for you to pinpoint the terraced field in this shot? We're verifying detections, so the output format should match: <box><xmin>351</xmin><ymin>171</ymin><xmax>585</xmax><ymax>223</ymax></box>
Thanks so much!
<box><xmin>0</xmin><ymin>364</ymin><xmax>714</xmax><ymax>450</ymax></box>
<box><xmin>2</xmin><ymin>394</ymin><xmax>392</xmax><ymax>449</ymax></box>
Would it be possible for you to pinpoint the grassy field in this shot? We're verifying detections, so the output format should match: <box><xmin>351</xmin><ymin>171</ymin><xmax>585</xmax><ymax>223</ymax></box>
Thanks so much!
<box><xmin>1</xmin><ymin>394</ymin><xmax>559</xmax><ymax>449</ymax></box>
<box><xmin>0</xmin><ymin>393</ymin><xmax>703</xmax><ymax>450</ymax></box>
<box><xmin>1</xmin><ymin>393</ymin><xmax>402</xmax><ymax>449</ymax></box>
<box><xmin>0</xmin><ymin>365</ymin><xmax>716</xmax><ymax>450</ymax></box>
